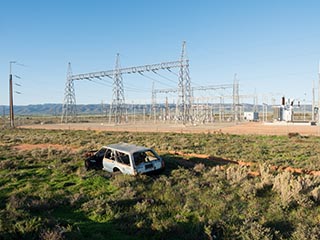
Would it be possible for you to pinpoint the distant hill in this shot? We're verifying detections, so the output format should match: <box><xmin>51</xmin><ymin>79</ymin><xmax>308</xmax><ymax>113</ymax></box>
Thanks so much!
<box><xmin>0</xmin><ymin>103</ymin><xmax>150</xmax><ymax>116</ymax></box>
<box><xmin>0</xmin><ymin>104</ymin><xmax>105</xmax><ymax>116</ymax></box>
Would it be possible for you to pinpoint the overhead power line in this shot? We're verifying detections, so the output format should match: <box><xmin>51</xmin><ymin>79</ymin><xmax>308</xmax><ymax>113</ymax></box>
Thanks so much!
<box><xmin>153</xmin><ymin>71</ymin><xmax>177</xmax><ymax>84</ymax></box>
<box><xmin>138</xmin><ymin>72</ymin><xmax>174</xmax><ymax>88</ymax></box>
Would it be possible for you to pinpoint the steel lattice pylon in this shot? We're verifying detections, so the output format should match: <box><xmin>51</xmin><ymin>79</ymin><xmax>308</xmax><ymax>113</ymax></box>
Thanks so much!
<box><xmin>111</xmin><ymin>53</ymin><xmax>125</xmax><ymax>124</ymax></box>
<box><xmin>233</xmin><ymin>73</ymin><xmax>240</xmax><ymax>121</ymax></box>
<box><xmin>178</xmin><ymin>41</ymin><xmax>192</xmax><ymax>124</ymax></box>
<box><xmin>61</xmin><ymin>63</ymin><xmax>77</xmax><ymax>123</ymax></box>
<box><xmin>184</xmin><ymin>57</ymin><xmax>192</xmax><ymax>122</ymax></box>
<box><xmin>151</xmin><ymin>81</ymin><xmax>156</xmax><ymax>120</ymax></box>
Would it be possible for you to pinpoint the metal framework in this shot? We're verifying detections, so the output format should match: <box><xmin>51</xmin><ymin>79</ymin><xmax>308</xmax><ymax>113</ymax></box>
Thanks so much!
<box><xmin>152</xmin><ymin>84</ymin><xmax>234</xmax><ymax>113</ymax></box>
<box><xmin>178</xmin><ymin>41</ymin><xmax>192</xmax><ymax>123</ymax></box>
<box><xmin>151</xmin><ymin>81</ymin><xmax>156</xmax><ymax>121</ymax></box>
<box><xmin>61</xmin><ymin>42</ymin><xmax>191</xmax><ymax>123</ymax></box>
<box><xmin>61</xmin><ymin>63</ymin><xmax>77</xmax><ymax>123</ymax></box>
<box><xmin>152</xmin><ymin>82</ymin><xmax>245</xmax><ymax>121</ymax></box>
<box><xmin>111</xmin><ymin>54</ymin><xmax>125</xmax><ymax>123</ymax></box>
<box><xmin>233</xmin><ymin>74</ymin><xmax>240</xmax><ymax>121</ymax></box>
<box><xmin>70</xmin><ymin>60</ymin><xmax>183</xmax><ymax>81</ymax></box>
<box><xmin>154</xmin><ymin>84</ymin><xmax>233</xmax><ymax>94</ymax></box>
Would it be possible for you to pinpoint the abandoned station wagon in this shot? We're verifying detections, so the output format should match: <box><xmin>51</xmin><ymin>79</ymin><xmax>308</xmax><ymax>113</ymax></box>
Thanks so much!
<box><xmin>85</xmin><ymin>143</ymin><xmax>165</xmax><ymax>175</ymax></box>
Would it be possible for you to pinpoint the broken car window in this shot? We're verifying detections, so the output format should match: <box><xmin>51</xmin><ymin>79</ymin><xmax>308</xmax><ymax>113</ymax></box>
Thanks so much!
<box><xmin>105</xmin><ymin>149</ymin><xmax>112</xmax><ymax>159</ymax></box>
<box><xmin>115</xmin><ymin>151</ymin><xmax>130</xmax><ymax>166</ymax></box>
<box><xmin>133</xmin><ymin>150</ymin><xmax>158</xmax><ymax>165</ymax></box>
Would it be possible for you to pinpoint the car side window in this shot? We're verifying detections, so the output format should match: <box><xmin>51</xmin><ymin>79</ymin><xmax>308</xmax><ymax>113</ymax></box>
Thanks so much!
<box><xmin>105</xmin><ymin>149</ymin><xmax>112</xmax><ymax>159</ymax></box>
<box><xmin>133</xmin><ymin>152</ymin><xmax>147</xmax><ymax>165</ymax></box>
<box><xmin>116</xmin><ymin>151</ymin><xmax>130</xmax><ymax>166</ymax></box>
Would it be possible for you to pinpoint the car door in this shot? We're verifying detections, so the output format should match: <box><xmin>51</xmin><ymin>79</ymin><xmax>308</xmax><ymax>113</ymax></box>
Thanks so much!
<box><xmin>102</xmin><ymin>148</ymin><xmax>115</xmax><ymax>172</ymax></box>
<box><xmin>113</xmin><ymin>150</ymin><xmax>133</xmax><ymax>174</ymax></box>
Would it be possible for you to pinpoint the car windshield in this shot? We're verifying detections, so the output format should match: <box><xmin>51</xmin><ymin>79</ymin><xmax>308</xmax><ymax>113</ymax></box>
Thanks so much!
<box><xmin>133</xmin><ymin>150</ymin><xmax>158</xmax><ymax>165</ymax></box>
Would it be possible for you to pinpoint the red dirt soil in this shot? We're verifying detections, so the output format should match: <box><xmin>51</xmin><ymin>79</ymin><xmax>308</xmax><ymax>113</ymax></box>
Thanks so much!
<box><xmin>12</xmin><ymin>143</ymin><xmax>78</xmax><ymax>153</ymax></box>
<box><xmin>19</xmin><ymin>122</ymin><xmax>320</xmax><ymax>136</ymax></box>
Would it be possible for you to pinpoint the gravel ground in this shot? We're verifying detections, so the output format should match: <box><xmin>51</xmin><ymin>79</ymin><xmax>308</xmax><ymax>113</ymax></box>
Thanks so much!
<box><xmin>19</xmin><ymin>121</ymin><xmax>320</xmax><ymax>136</ymax></box>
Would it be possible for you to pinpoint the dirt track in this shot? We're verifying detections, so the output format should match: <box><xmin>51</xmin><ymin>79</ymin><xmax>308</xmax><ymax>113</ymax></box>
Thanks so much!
<box><xmin>20</xmin><ymin>121</ymin><xmax>320</xmax><ymax>136</ymax></box>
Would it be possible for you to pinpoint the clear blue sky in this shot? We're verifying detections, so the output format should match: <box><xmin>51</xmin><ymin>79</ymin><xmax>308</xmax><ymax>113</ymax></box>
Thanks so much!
<box><xmin>1</xmin><ymin>0</ymin><xmax>320</xmax><ymax>106</ymax></box>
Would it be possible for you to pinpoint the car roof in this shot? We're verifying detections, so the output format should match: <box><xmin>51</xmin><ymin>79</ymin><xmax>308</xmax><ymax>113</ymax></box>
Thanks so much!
<box><xmin>106</xmin><ymin>143</ymin><xmax>150</xmax><ymax>154</ymax></box>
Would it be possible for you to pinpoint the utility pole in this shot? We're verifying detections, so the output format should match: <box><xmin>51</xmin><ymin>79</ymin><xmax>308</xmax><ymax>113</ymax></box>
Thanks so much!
<box><xmin>9</xmin><ymin>61</ymin><xmax>16</xmax><ymax>128</ymax></box>
<box><xmin>312</xmin><ymin>80</ymin><xmax>315</xmax><ymax>121</ymax></box>
<box><xmin>318</xmin><ymin>61</ymin><xmax>320</xmax><ymax>124</ymax></box>
<box><xmin>2</xmin><ymin>106</ymin><xmax>5</xmax><ymax>127</ymax></box>
<box><xmin>304</xmin><ymin>93</ymin><xmax>306</xmax><ymax>121</ymax></box>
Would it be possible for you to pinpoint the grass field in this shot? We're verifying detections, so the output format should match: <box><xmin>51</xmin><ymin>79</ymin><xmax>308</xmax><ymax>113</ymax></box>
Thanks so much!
<box><xmin>1</xmin><ymin>128</ymin><xmax>320</xmax><ymax>239</ymax></box>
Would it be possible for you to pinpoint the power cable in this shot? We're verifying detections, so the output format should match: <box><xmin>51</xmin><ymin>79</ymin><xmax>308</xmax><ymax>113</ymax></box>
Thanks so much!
<box><xmin>138</xmin><ymin>72</ymin><xmax>174</xmax><ymax>88</ymax></box>
<box><xmin>166</xmin><ymin>67</ymin><xmax>204</xmax><ymax>87</ymax></box>
<box><xmin>90</xmin><ymin>75</ymin><xmax>150</xmax><ymax>93</ymax></box>
<box><xmin>87</xmin><ymin>78</ymin><xmax>113</xmax><ymax>87</ymax></box>
<box><xmin>94</xmin><ymin>76</ymin><xmax>113</xmax><ymax>83</ymax></box>
<box><xmin>167</xmin><ymin>68</ymin><xmax>178</xmax><ymax>77</ymax></box>
<box><xmin>153</xmin><ymin>71</ymin><xmax>177</xmax><ymax>84</ymax></box>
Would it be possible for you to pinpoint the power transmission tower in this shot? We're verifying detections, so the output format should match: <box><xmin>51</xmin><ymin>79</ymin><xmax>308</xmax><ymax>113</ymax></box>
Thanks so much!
<box><xmin>233</xmin><ymin>73</ymin><xmax>240</xmax><ymax>121</ymax></box>
<box><xmin>61</xmin><ymin>63</ymin><xmax>77</xmax><ymax>123</ymax></box>
<box><xmin>151</xmin><ymin>81</ymin><xmax>156</xmax><ymax>120</ymax></box>
<box><xmin>165</xmin><ymin>96</ymin><xmax>169</xmax><ymax>121</ymax></box>
<box><xmin>178</xmin><ymin>41</ymin><xmax>192</xmax><ymax>124</ymax></box>
<box><xmin>312</xmin><ymin>80</ymin><xmax>315</xmax><ymax>121</ymax></box>
<box><xmin>111</xmin><ymin>53</ymin><xmax>125</xmax><ymax>124</ymax></box>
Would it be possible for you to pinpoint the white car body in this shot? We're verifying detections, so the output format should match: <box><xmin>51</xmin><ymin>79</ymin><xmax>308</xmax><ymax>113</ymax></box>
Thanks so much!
<box><xmin>89</xmin><ymin>143</ymin><xmax>165</xmax><ymax>175</ymax></box>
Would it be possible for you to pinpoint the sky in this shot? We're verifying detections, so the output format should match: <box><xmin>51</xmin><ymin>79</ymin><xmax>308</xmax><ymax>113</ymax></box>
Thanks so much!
<box><xmin>1</xmin><ymin>0</ymin><xmax>320</xmax><ymax>106</ymax></box>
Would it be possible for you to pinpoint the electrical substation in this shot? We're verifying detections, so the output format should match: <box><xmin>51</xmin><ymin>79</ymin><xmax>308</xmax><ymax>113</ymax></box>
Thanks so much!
<box><xmin>61</xmin><ymin>42</ymin><xmax>258</xmax><ymax>125</ymax></box>
<box><xmin>61</xmin><ymin>42</ymin><xmax>319</xmax><ymax>127</ymax></box>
